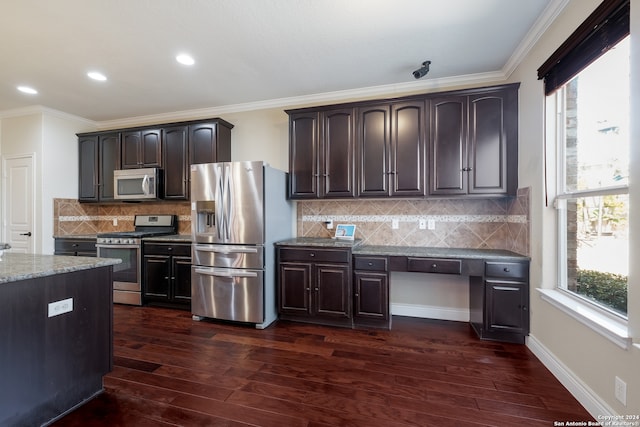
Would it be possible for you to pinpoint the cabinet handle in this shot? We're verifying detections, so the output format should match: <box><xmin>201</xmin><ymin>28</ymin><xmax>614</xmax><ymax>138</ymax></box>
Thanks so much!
<box><xmin>462</xmin><ymin>167</ymin><xmax>473</xmax><ymax>172</ymax></box>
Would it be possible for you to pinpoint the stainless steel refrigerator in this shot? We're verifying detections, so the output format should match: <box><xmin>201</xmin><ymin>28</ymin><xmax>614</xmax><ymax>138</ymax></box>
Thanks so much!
<box><xmin>190</xmin><ymin>161</ymin><xmax>293</xmax><ymax>329</ymax></box>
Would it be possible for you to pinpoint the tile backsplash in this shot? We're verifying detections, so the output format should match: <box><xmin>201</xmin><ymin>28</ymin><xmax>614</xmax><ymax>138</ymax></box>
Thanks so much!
<box><xmin>297</xmin><ymin>187</ymin><xmax>530</xmax><ymax>255</ymax></box>
<box><xmin>54</xmin><ymin>199</ymin><xmax>191</xmax><ymax>235</ymax></box>
<box><xmin>55</xmin><ymin>187</ymin><xmax>529</xmax><ymax>256</ymax></box>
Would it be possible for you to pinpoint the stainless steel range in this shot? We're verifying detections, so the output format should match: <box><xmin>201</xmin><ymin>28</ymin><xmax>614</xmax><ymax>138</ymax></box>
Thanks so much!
<box><xmin>97</xmin><ymin>214</ymin><xmax>177</xmax><ymax>305</ymax></box>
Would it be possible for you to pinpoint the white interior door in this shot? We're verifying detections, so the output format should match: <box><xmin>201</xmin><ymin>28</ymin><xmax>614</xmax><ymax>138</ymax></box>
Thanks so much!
<box><xmin>2</xmin><ymin>154</ymin><xmax>35</xmax><ymax>253</ymax></box>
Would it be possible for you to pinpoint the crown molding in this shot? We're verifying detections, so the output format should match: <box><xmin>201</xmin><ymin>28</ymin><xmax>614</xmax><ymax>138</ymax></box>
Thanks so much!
<box><xmin>0</xmin><ymin>104</ymin><xmax>96</xmax><ymax>127</ymax></box>
<box><xmin>503</xmin><ymin>0</ymin><xmax>571</xmax><ymax>78</ymax></box>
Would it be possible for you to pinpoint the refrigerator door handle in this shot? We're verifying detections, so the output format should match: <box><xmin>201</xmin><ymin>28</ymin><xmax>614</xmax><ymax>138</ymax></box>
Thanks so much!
<box><xmin>194</xmin><ymin>245</ymin><xmax>258</xmax><ymax>254</ymax></box>
<box><xmin>223</xmin><ymin>163</ymin><xmax>232</xmax><ymax>240</ymax></box>
<box><xmin>214</xmin><ymin>164</ymin><xmax>224</xmax><ymax>240</ymax></box>
<box><xmin>194</xmin><ymin>267</ymin><xmax>258</xmax><ymax>278</ymax></box>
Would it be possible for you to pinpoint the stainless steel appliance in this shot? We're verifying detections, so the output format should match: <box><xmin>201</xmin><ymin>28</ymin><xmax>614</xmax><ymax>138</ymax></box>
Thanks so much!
<box><xmin>114</xmin><ymin>168</ymin><xmax>161</xmax><ymax>200</ymax></box>
<box><xmin>190</xmin><ymin>161</ymin><xmax>293</xmax><ymax>329</ymax></box>
<box><xmin>97</xmin><ymin>214</ymin><xmax>177</xmax><ymax>305</ymax></box>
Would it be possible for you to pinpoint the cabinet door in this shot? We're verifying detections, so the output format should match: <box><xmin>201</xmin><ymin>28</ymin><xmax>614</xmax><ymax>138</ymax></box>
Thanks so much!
<box><xmin>468</xmin><ymin>92</ymin><xmax>508</xmax><ymax>195</ymax></box>
<box><xmin>315</xmin><ymin>264</ymin><xmax>351</xmax><ymax>318</ymax></box>
<box><xmin>98</xmin><ymin>133</ymin><xmax>120</xmax><ymax>202</ymax></box>
<box><xmin>279</xmin><ymin>262</ymin><xmax>312</xmax><ymax>315</ymax></box>
<box><xmin>143</xmin><ymin>255</ymin><xmax>171</xmax><ymax>300</ymax></box>
<box><xmin>357</xmin><ymin>105</ymin><xmax>390</xmax><ymax>197</ymax></box>
<box><xmin>288</xmin><ymin>112</ymin><xmax>320</xmax><ymax>198</ymax></box>
<box><xmin>391</xmin><ymin>101</ymin><xmax>426</xmax><ymax>196</ymax></box>
<box><xmin>354</xmin><ymin>271</ymin><xmax>388</xmax><ymax>320</ymax></box>
<box><xmin>484</xmin><ymin>280</ymin><xmax>528</xmax><ymax>335</ymax></box>
<box><xmin>322</xmin><ymin>108</ymin><xmax>355</xmax><ymax>198</ymax></box>
<box><xmin>172</xmin><ymin>256</ymin><xmax>192</xmax><ymax>303</ymax></box>
<box><xmin>78</xmin><ymin>135</ymin><xmax>99</xmax><ymax>201</ymax></box>
<box><xmin>141</xmin><ymin>129</ymin><xmax>162</xmax><ymax>167</ymax></box>
<box><xmin>163</xmin><ymin>126</ymin><xmax>189</xmax><ymax>200</ymax></box>
<box><xmin>429</xmin><ymin>96</ymin><xmax>467</xmax><ymax>195</ymax></box>
<box><xmin>121</xmin><ymin>131</ymin><xmax>141</xmax><ymax>169</ymax></box>
<box><xmin>189</xmin><ymin>122</ymin><xmax>231</xmax><ymax>165</ymax></box>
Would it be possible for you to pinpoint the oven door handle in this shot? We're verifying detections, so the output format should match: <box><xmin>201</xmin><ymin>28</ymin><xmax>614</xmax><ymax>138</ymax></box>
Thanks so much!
<box><xmin>194</xmin><ymin>245</ymin><xmax>258</xmax><ymax>254</ymax></box>
<box><xmin>97</xmin><ymin>244</ymin><xmax>140</xmax><ymax>250</ymax></box>
<box><xmin>194</xmin><ymin>267</ymin><xmax>258</xmax><ymax>278</ymax></box>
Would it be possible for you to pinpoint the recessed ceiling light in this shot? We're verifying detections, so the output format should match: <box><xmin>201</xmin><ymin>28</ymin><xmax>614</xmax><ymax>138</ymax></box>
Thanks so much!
<box><xmin>87</xmin><ymin>71</ymin><xmax>107</xmax><ymax>81</ymax></box>
<box><xmin>17</xmin><ymin>86</ymin><xmax>38</xmax><ymax>95</ymax></box>
<box><xmin>176</xmin><ymin>54</ymin><xmax>195</xmax><ymax>66</ymax></box>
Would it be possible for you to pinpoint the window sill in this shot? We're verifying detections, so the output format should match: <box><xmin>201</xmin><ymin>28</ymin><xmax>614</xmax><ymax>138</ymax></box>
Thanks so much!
<box><xmin>537</xmin><ymin>288</ymin><xmax>631</xmax><ymax>349</ymax></box>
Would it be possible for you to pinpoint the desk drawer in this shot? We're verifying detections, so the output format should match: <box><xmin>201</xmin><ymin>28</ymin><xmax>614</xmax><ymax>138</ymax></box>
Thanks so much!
<box><xmin>354</xmin><ymin>256</ymin><xmax>388</xmax><ymax>271</ymax></box>
<box><xmin>407</xmin><ymin>258</ymin><xmax>461</xmax><ymax>275</ymax></box>
<box><xmin>279</xmin><ymin>248</ymin><xmax>350</xmax><ymax>263</ymax></box>
<box><xmin>485</xmin><ymin>262</ymin><xmax>528</xmax><ymax>280</ymax></box>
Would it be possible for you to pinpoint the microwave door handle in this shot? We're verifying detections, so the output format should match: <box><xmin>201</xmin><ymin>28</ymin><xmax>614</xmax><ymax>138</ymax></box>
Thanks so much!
<box><xmin>142</xmin><ymin>174</ymin><xmax>150</xmax><ymax>196</ymax></box>
<box><xmin>194</xmin><ymin>245</ymin><xmax>258</xmax><ymax>254</ymax></box>
<box><xmin>194</xmin><ymin>268</ymin><xmax>258</xmax><ymax>278</ymax></box>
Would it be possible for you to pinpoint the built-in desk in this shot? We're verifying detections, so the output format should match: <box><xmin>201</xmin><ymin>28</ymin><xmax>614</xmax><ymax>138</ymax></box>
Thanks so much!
<box><xmin>276</xmin><ymin>238</ymin><xmax>530</xmax><ymax>344</ymax></box>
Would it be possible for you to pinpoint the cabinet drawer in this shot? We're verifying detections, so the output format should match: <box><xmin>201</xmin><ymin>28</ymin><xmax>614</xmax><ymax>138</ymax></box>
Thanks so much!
<box><xmin>407</xmin><ymin>257</ymin><xmax>461</xmax><ymax>274</ymax></box>
<box><xmin>485</xmin><ymin>262</ymin><xmax>528</xmax><ymax>280</ymax></box>
<box><xmin>354</xmin><ymin>256</ymin><xmax>388</xmax><ymax>271</ymax></box>
<box><xmin>54</xmin><ymin>238</ymin><xmax>97</xmax><ymax>255</ymax></box>
<box><xmin>144</xmin><ymin>243</ymin><xmax>191</xmax><ymax>257</ymax></box>
<box><xmin>279</xmin><ymin>248</ymin><xmax>350</xmax><ymax>263</ymax></box>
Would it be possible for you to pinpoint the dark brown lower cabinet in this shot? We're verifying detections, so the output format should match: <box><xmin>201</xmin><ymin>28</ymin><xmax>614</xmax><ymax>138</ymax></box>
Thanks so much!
<box><xmin>143</xmin><ymin>242</ymin><xmax>191</xmax><ymax>309</ymax></box>
<box><xmin>353</xmin><ymin>255</ymin><xmax>390</xmax><ymax>329</ymax></box>
<box><xmin>470</xmin><ymin>261</ymin><xmax>530</xmax><ymax>344</ymax></box>
<box><xmin>278</xmin><ymin>247</ymin><xmax>352</xmax><ymax>327</ymax></box>
<box><xmin>0</xmin><ymin>266</ymin><xmax>113</xmax><ymax>426</ymax></box>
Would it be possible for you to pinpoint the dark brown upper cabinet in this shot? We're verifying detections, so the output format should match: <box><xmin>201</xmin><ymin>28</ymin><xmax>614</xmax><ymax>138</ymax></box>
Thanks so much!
<box><xmin>78</xmin><ymin>132</ymin><xmax>120</xmax><ymax>202</ymax></box>
<box><xmin>357</xmin><ymin>101</ymin><xmax>426</xmax><ymax>197</ymax></box>
<box><xmin>78</xmin><ymin>118</ymin><xmax>232</xmax><ymax>203</ymax></box>
<box><xmin>430</xmin><ymin>86</ymin><xmax>518</xmax><ymax>196</ymax></box>
<box><xmin>121</xmin><ymin>129</ymin><xmax>162</xmax><ymax>169</ymax></box>
<box><xmin>288</xmin><ymin>108</ymin><xmax>356</xmax><ymax>199</ymax></box>
<box><xmin>286</xmin><ymin>82</ymin><xmax>518</xmax><ymax>200</ymax></box>
<box><xmin>162</xmin><ymin>126</ymin><xmax>189</xmax><ymax>200</ymax></box>
<box><xmin>189</xmin><ymin>121</ymin><xmax>233</xmax><ymax>165</ymax></box>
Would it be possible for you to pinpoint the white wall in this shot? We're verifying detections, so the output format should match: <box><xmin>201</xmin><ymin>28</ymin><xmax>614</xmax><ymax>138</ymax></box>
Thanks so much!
<box><xmin>508</xmin><ymin>0</ymin><xmax>640</xmax><ymax>415</ymax></box>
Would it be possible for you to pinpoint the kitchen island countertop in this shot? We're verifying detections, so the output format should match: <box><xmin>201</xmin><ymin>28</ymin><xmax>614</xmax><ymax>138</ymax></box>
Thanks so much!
<box><xmin>0</xmin><ymin>252</ymin><xmax>121</xmax><ymax>284</ymax></box>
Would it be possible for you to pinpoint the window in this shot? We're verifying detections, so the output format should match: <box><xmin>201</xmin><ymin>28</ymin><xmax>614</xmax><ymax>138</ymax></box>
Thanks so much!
<box><xmin>553</xmin><ymin>36</ymin><xmax>629</xmax><ymax>317</ymax></box>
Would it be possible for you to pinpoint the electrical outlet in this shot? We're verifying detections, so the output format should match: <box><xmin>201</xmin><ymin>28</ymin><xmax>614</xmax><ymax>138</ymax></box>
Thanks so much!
<box><xmin>113</xmin><ymin>218</ymin><xmax>118</xmax><ymax>226</ymax></box>
<box><xmin>392</xmin><ymin>219</ymin><xmax>399</xmax><ymax>229</ymax></box>
<box><xmin>419</xmin><ymin>219</ymin><xmax>427</xmax><ymax>229</ymax></box>
<box><xmin>428</xmin><ymin>219</ymin><xmax>436</xmax><ymax>230</ymax></box>
<box><xmin>326</xmin><ymin>220</ymin><xmax>333</xmax><ymax>229</ymax></box>
<box><xmin>615</xmin><ymin>376</ymin><xmax>627</xmax><ymax>406</ymax></box>
<box><xmin>48</xmin><ymin>298</ymin><xmax>73</xmax><ymax>318</ymax></box>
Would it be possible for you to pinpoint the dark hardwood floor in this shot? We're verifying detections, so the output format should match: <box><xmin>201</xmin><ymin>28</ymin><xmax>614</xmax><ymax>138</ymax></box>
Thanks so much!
<box><xmin>53</xmin><ymin>305</ymin><xmax>592</xmax><ymax>426</ymax></box>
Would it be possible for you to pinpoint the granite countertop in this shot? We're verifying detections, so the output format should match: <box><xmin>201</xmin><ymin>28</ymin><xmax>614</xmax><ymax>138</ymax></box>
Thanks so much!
<box><xmin>275</xmin><ymin>238</ymin><xmax>528</xmax><ymax>261</ymax></box>
<box><xmin>353</xmin><ymin>245</ymin><xmax>529</xmax><ymax>261</ymax></box>
<box><xmin>0</xmin><ymin>253</ymin><xmax>122</xmax><ymax>285</ymax></box>
<box><xmin>143</xmin><ymin>234</ymin><xmax>192</xmax><ymax>243</ymax></box>
<box><xmin>275</xmin><ymin>237</ymin><xmax>363</xmax><ymax>248</ymax></box>
<box><xmin>53</xmin><ymin>234</ymin><xmax>98</xmax><ymax>240</ymax></box>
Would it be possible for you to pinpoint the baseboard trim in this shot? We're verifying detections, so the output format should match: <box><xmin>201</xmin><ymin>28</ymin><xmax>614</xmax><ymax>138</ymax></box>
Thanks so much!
<box><xmin>526</xmin><ymin>334</ymin><xmax>615</xmax><ymax>418</ymax></box>
<box><xmin>391</xmin><ymin>303</ymin><xmax>469</xmax><ymax>322</ymax></box>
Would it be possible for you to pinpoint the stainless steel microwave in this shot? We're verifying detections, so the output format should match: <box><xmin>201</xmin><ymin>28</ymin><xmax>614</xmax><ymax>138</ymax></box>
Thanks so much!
<box><xmin>114</xmin><ymin>168</ymin><xmax>161</xmax><ymax>200</ymax></box>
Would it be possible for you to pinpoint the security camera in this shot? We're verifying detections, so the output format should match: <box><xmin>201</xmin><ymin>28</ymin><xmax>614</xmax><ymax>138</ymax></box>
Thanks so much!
<box><xmin>413</xmin><ymin>61</ymin><xmax>431</xmax><ymax>79</ymax></box>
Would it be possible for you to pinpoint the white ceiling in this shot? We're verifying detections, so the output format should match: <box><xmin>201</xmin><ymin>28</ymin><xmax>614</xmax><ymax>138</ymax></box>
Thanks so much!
<box><xmin>0</xmin><ymin>0</ymin><xmax>565</xmax><ymax>123</ymax></box>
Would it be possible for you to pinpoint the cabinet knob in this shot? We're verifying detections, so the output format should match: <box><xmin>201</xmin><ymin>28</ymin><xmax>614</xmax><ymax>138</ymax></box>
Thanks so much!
<box><xmin>522</xmin><ymin>306</ymin><xmax>528</xmax><ymax>311</ymax></box>
<box><xmin>314</xmin><ymin>287</ymin><xmax>319</xmax><ymax>291</ymax></box>
<box><xmin>368</xmin><ymin>262</ymin><xmax>373</xmax><ymax>266</ymax></box>
<box><xmin>309</xmin><ymin>253</ymin><xmax>315</xmax><ymax>257</ymax></box>
<box><xmin>72</xmin><ymin>243</ymin><xmax>79</xmax><ymax>247</ymax></box>
<box><xmin>503</xmin><ymin>267</ymin><xmax>510</xmax><ymax>272</ymax></box>
<box><xmin>164</xmin><ymin>276</ymin><xmax>169</xmax><ymax>280</ymax></box>
<box><xmin>432</xmin><ymin>264</ymin><xmax>437</xmax><ymax>269</ymax></box>
<box><xmin>168</xmin><ymin>247</ymin><xmax>173</xmax><ymax>251</ymax></box>
<box><xmin>355</xmin><ymin>293</ymin><xmax>359</xmax><ymax>297</ymax></box>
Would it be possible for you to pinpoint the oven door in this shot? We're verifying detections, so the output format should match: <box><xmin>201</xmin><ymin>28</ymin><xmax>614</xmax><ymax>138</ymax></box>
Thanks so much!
<box><xmin>97</xmin><ymin>244</ymin><xmax>141</xmax><ymax>305</ymax></box>
<box><xmin>191</xmin><ymin>266</ymin><xmax>264</xmax><ymax>323</ymax></box>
